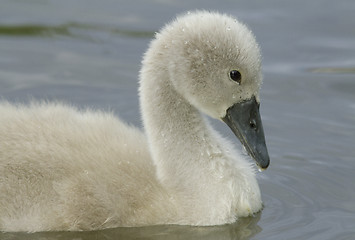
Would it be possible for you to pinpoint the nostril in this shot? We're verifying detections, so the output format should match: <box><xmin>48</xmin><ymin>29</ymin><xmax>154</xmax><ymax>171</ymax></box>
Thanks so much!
<box><xmin>249</xmin><ymin>119</ymin><xmax>257</xmax><ymax>129</ymax></box>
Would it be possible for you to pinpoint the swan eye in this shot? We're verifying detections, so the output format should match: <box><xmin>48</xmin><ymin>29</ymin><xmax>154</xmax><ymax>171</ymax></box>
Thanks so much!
<box><xmin>229</xmin><ymin>70</ymin><xmax>242</xmax><ymax>84</ymax></box>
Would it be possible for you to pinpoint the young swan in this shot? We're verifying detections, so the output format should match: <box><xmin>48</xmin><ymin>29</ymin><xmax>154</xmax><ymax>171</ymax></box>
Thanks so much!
<box><xmin>0</xmin><ymin>11</ymin><xmax>269</xmax><ymax>232</ymax></box>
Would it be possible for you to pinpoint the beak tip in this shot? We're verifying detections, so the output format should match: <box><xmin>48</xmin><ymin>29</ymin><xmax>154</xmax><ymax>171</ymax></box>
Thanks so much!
<box><xmin>258</xmin><ymin>158</ymin><xmax>270</xmax><ymax>170</ymax></box>
<box><xmin>255</xmin><ymin>148</ymin><xmax>270</xmax><ymax>169</ymax></box>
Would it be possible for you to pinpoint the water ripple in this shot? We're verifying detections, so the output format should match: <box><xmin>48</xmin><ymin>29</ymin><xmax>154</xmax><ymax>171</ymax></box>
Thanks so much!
<box><xmin>257</xmin><ymin>152</ymin><xmax>355</xmax><ymax>240</ymax></box>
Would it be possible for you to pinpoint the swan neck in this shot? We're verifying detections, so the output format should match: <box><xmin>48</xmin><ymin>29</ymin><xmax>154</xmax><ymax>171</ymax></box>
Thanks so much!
<box><xmin>140</xmin><ymin>63</ymin><xmax>217</xmax><ymax>185</ymax></box>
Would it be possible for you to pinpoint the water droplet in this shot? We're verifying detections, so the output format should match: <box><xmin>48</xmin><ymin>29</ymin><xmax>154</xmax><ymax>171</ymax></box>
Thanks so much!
<box><xmin>187</xmin><ymin>11</ymin><xmax>191</xmax><ymax>15</ymax></box>
<box><xmin>181</xmin><ymin>28</ymin><xmax>185</xmax><ymax>32</ymax></box>
<box><xmin>226</xmin><ymin>26</ymin><xmax>231</xmax><ymax>31</ymax></box>
<box><xmin>184</xmin><ymin>40</ymin><xmax>189</xmax><ymax>45</ymax></box>
<box><xmin>232</xmin><ymin>94</ymin><xmax>236</xmax><ymax>99</ymax></box>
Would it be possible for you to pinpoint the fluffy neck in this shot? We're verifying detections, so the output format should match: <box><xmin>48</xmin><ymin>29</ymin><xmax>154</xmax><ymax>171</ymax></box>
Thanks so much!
<box><xmin>140</xmin><ymin>62</ymin><xmax>221</xmax><ymax>186</ymax></box>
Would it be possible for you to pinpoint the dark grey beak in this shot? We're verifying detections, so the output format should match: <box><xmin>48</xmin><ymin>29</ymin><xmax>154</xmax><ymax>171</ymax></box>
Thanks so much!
<box><xmin>222</xmin><ymin>96</ymin><xmax>270</xmax><ymax>169</ymax></box>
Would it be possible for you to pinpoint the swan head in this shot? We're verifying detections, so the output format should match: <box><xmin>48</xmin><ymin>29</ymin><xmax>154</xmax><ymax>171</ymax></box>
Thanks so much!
<box><xmin>149</xmin><ymin>11</ymin><xmax>269</xmax><ymax>169</ymax></box>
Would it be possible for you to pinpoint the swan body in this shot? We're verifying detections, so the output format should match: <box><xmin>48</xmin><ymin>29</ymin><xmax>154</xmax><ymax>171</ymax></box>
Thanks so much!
<box><xmin>0</xmin><ymin>11</ymin><xmax>269</xmax><ymax>232</ymax></box>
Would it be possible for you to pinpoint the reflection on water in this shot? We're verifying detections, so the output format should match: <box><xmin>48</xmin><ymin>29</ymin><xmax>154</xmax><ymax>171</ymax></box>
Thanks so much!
<box><xmin>1</xmin><ymin>215</ymin><xmax>261</xmax><ymax>240</ymax></box>
<box><xmin>309</xmin><ymin>67</ymin><xmax>355</xmax><ymax>74</ymax></box>
<box><xmin>0</xmin><ymin>23</ymin><xmax>154</xmax><ymax>38</ymax></box>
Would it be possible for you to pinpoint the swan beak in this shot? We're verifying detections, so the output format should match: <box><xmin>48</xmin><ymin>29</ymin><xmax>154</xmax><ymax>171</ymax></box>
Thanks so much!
<box><xmin>222</xmin><ymin>96</ymin><xmax>270</xmax><ymax>169</ymax></box>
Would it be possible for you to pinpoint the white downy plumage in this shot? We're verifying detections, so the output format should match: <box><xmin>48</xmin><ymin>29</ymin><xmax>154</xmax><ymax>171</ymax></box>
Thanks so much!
<box><xmin>0</xmin><ymin>11</ymin><xmax>266</xmax><ymax>232</ymax></box>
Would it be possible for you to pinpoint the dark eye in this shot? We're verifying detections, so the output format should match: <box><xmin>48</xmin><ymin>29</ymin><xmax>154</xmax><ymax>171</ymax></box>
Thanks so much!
<box><xmin>229</xmin><ymin>70</ymin><xmax>242</xmax><ymax>84</ymax></box>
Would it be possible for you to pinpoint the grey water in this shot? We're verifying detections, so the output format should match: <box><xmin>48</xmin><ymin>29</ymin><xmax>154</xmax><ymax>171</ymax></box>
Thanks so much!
<box><xmin>1</xmin><ymin>0</ymin><xmax>355</xmax><ymax>239</ymax></box>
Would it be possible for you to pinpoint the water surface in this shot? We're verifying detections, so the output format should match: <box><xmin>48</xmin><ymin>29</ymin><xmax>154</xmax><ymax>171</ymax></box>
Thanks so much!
<box><xmin>1</xmin><ymin>0</ymin><xmax>355</xmax><ymax>239</ymax></box>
